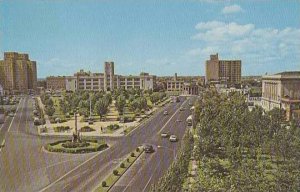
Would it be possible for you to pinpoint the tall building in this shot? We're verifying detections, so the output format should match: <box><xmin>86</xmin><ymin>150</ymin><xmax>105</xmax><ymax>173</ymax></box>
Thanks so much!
<box><xmin>0</xmin><ymin>52</ymin><xmax>37</xmax><ymax>94</ymax></box>
<box><xmin>104</xmin><ymin>62</ymin><xmax>114</xmax><ymax>91</ymax></box>
<box><xmin>262</xmin><ymin>71</ymin><xmax>300</xmax><ymax>121</ymax></box>
<box><xmin>205</xmin><ymin>53</ymin><xmax>241</xmax><ymax>86</ymax></box>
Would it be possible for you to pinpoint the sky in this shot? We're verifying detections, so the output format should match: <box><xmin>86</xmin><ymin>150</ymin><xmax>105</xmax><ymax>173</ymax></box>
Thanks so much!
<box><xmin>1</xmin><ymin>0</ymin><xmax>299</xmax><ymax>78</ymax></box>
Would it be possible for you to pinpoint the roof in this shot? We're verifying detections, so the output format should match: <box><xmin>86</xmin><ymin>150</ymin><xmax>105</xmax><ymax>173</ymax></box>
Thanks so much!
<box><xmin>275</xmin><ymin>71</ymin><xmax>300</xmax><ymax>76</ymax></box>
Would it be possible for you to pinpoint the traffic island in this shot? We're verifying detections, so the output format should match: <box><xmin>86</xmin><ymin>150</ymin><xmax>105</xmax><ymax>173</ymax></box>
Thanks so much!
<box><xmin>44</xmin><ymin>139</ymin><xmax>108</xmax><ymax>154</ymax></box>
<box><xmin>95</xmin><ymin>147</ymin><xmax>144</xmax><ymax>192</ymax></box>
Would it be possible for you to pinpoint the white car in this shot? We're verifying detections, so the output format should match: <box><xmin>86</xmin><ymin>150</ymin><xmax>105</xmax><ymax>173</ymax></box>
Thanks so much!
<box><xmin>8</xmin><ymin>113</ymin><xmax>14</xmax><ymax>117</ymax></box>
<box><xmin>169</xmin><ymin>135</ymin><xmax>178</xmax><ymax>142</ymax></box>
<box><xmin>163</xmin><ymin>111</ymin><xmax>168</xmax><ymax>115</ymax></box>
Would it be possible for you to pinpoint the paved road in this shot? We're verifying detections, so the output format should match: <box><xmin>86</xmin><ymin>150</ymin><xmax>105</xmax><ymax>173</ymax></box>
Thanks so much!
<box><xmin>0</xmin><ymin>97</ymin><xmax>95</xmax><ymax>192</ymax></box>
<box><xmin>0</xmin><ymin>96</ymin><xmax>194</xmax><ymax>192</ymax></box>
<box><xmin>110</xmin><ymin>97</ymin><xmax>194</xmax><ymax>192</ymax></box>
<box><xmin>39</xmin><ymin>96</ymin><xmax>193</xmax><ymax>192</ymax></box>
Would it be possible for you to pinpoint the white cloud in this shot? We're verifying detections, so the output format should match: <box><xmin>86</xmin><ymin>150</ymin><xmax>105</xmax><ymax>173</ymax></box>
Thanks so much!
<box><xmin>222</xmin><ymin>4</ymin><xmax>243</xmax><ymax>14</ymax></box>
<box><xmin>188</xmin><ymin>21</ymin><xmax>300</xmax><ymax>74</ymax></box>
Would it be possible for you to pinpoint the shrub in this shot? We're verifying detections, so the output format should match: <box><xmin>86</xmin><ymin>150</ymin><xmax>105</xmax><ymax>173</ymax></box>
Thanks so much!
<box><xmin>120</xmin><ymin>163</ymin><xmax>125</xmax><ymax>168</ymax></box>
<box><xmin>62</xmin><ymin>141</ymin><xmax>89</xmax><ymax>148</ymax></box>
<box><xmin>54</xmin><ymin>126</ymin><xmax>70</xmax><ymax>132</ymax></box>
<box><xmin>107</xmin><ymin>124</ymin><xmax>120</xmax><ymax>130</ymax></box>
<box><xmin>80</xmin><ymin>126</ymin><xmax>95</xmax><ymax>132</ymax></box>
<box><xmin>113</xmin><ymin>169</ymin><xmax>118</xmax><ymax>176</ymax></box>
<box><xmin>136</xmin><ymin>147</ymin><xmax>140</xmax><ymax>152</ymax></box>
<box><xmin>102</xmin><ymin>181</ymin><xmax>107</xmax><ymax>187</ymax></box>
<box><xmin>127</xmin><ymin>158</ymin><xmax>130</xmax><ymax>163</ymax></box>
<box><xmin>131</xmin><ymin>152</ymin><xmax>135</xmax><ymax>157</ymax></box>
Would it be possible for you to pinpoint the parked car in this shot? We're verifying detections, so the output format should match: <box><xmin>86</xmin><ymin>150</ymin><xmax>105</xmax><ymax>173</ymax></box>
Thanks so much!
<box><xmin>143</xmin><ymin>144</ymin><xmax>154</xmax><ymax>153</ymax></box>
<box><xmin>179</xmin><ymin>107</ymin><xmax>185</xmax><ymax>111</ymax></box>
<box><xmin>169</xmin><ymin>135</ymin><xmax>178</xmax><ymax>142</ymax></box>
<box><xmin>163</xmin><ymin>111</ymin><xmax>168</xmax><ymax>115</ymax></box>
<box><xmin>176</xmin><ymin>119</ymin><xmax>182</xmax><ymax>122</ymax></box>
<box><xmin>8</xmin><ymin>113</ymin><xmax>14</xmax><ymax>117</ymax></box>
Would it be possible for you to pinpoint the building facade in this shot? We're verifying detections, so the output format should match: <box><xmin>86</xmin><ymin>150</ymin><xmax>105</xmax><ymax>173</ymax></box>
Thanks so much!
<box><xmin>205</xmin><ymin>53</ymin><xmax>241</xmax><ymax>86</ymax></box>
<box><xmin>0</xmin><ymin>52</ymin><xmax>37</xmax><ymax>94</ymax></box>
<box><xmin>47</xmin><ymin>62</ymin><xmax>156</xmax><ymax>92</ymax></box>
<box><xmin>46</xmin><ymin>76</ymin><xmax>66</xmax><ymax>91</ymax></box>
<box><xmin>262</xmin><ymin>71</ymin><xmax>300</xmax><ymax>121</ymax></box>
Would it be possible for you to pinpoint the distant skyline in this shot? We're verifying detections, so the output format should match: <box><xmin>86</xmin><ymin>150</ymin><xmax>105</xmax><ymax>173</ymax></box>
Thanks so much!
<box><xmin>1</xmin><ymin>0</ymin><xmax>299</xmax><ymax>78</ymax></box>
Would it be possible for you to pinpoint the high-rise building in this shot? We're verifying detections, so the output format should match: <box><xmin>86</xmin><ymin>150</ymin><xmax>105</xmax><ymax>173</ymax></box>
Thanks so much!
<box><xmin>205</xmin><ymin>53</ymin><xmax>241</xmax><ymax>86</ymax></box>
<box><xmin>0</xmin><ymin>52</ymin><xmax>37</xmax><ymax>94</ymax></box>
<box><xmin>104</xmin><ymin>62</ymin><xmax>114</xmax><ymax>91</ymax></box>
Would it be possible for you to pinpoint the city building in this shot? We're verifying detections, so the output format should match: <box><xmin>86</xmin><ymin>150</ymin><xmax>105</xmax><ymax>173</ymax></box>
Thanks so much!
<box><xmin>46</xmin><ymin>76</ymin><xmax>66</xmax><ymax>91</ymax></box>
<box><xmin>104</xmin><ymin>62</ymin><xmax>114</xmax><ymax>91</ymax></box>
<box><xmin>166</xmin><ymin>73</ymin><xmax>200</xmax><ymax>95</ymax></box>
<box><xmin>262</xmin><ymin>71</ymin><xmax>300</xmax><ymax>121</ymax></box>
<box><xmin>0</xmin><ymin>52</ymin><xmax>37</xmax><ymax>94</ymax></box>
<box><xmin>167</xmin><ymin>73</ymin><xmax>184</xmax><ymax>92</ymax></box>
<box><xmin>46</xmin><ymin>62</ymin><xmax>156</xmax><ymax>92</ymax></box>
<box><xmin>205</xmin><ymin>53</ymin><xmax>241</xmax><ymax>86</ymax></box>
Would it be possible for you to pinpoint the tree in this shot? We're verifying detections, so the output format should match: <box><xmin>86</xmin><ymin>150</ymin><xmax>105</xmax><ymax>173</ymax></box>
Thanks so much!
<box><xmin>94</xmin><ymin>98</ymin><xmax>109</xmax><ymax>120</ymax></box>
<box><xmin>45</xmin><ymin>106</ymin><xmax>55</xmax><ymax>116</ymax></box>
<box><xmin>116</xmin><ymin>95</ymin><xmax>126</xmax><ymax>114</ymax></box>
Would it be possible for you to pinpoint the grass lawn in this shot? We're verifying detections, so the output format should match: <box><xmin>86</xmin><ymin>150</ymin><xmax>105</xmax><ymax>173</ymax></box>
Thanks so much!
<box><xmin>95</xmin><ymin>148</ymin><xmax>143</xmax><ymax>192</ymax></box>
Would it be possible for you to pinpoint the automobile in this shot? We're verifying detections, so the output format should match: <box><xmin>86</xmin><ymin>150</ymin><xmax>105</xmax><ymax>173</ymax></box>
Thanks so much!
<box><xmin>8</xmin><ymin>113</ymin><xmax>14</xmax><ymax>117</ymax></box>
<box><xmin>176</xmin><ymin>119</ymin><xmax>182</xmax><ymax>122</ymax></box>
<box><xmin>161</xmin><ymin>132</ymin><xmax>170</xmax><ymax>138</ymax></box>
<box><xmin>163</xmin><ymin>111</ymin><xmax>168</xmax><ymax>115</ymax></box>
<box><xmin>143</xmin><ymin>144</ymin><xmax>154</xmax><ymax>153</ymax></box>
<box><xmin>169</xmin><ymin>135</ymin><xmax>178</xmax><ymax>142</ymax></box>
<box><xmin>179</xmin><ymin>107</ymin><xmax>185</xmax><ymax>111</ymax></box>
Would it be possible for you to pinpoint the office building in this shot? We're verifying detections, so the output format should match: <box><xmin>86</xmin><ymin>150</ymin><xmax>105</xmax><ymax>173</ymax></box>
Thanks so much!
<box><xmin>262</xmin><ymin>71</ymin><xmax>300</xmax><ymax>121</ymax></box>
<box><xmin>46</xmin><ymin>62</ymin><xmax>156</xmax><ymax>92</ymax></box>
<box><xmin>205</xmin><ymin>53</ymin><xmax>241</xmax><ymax>86</ymax></box>
<box><xmin>0</xmin><ymin>52</ymin><xmax>37</xmax><ymax>94</ymax></box>
<box><xmin>46</xmin><ymin>76</ymin><xmax>66</xmax><ymax>91</ymax></box>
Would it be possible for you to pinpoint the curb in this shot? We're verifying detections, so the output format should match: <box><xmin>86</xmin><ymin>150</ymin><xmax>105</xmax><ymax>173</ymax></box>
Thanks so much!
<box><xmin>96</xmin><ymin>148</ymin><xmax>144</xmax><ymax>192</ymax></box>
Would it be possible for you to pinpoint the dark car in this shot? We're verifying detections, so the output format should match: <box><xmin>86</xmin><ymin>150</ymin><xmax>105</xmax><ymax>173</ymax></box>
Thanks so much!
<box><xmin>143</xmin><ymin>144</ymin><xmax>154</xmax><ymax>153</ymax></box>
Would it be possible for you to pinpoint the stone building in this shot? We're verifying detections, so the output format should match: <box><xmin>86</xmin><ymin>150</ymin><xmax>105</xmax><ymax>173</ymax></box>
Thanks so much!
<box><xmin>262</xmin><ymin>71</ymin><xmax>300</xmax><ymax>121</ymax></box>
<box><xmin>0</xmin><ymin>52</ymin><xmax>37</xmax><ymax>94</ymax></box>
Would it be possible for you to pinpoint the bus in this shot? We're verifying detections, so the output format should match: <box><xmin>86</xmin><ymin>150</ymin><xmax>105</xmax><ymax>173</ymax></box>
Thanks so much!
<box><xmin>186</xmin><ymin>115</ymin><xmax>193</xmax><ymax>126</ymax></box>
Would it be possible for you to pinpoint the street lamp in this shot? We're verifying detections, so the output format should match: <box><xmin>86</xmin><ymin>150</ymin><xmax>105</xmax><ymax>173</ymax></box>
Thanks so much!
<box><xmin>157</xmin><ymin>145</ymin><xmax>176</xmax><ymax>159</ymax></box>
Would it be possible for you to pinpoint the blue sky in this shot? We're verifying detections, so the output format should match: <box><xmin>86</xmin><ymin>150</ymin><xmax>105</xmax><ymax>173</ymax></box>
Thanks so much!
<box><xmin>1</xmin><ymin>0</ymin><xmax>299</xmax><ymax>78</ymax></box>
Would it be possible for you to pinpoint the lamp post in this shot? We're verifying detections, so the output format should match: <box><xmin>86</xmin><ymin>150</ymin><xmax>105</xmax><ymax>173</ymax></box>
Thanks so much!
<box><xmin>157</xmin><ymin>145</ymin><xmax>176</xmax><ymax>159</ymax></box>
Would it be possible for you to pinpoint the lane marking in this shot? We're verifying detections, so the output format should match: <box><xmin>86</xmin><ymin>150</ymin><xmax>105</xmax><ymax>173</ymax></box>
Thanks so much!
<box><xmin>142</xmin><ymin>157</ymin><xmax>163</xmax><ymax>192</ymax></box>
<box><xmin>39</xmin><ymin>146</ymin><xmax>112</xmax><ymax>192</ymax></box>
<box><xmin>157</xmin><ymin>99</ymin><xmax>188</xmax><ymax>134</ymax></box>
<box><xmin>7</xmin><ymin>97</ymin><xmax>24</xmax><ymax>132</ymax></box>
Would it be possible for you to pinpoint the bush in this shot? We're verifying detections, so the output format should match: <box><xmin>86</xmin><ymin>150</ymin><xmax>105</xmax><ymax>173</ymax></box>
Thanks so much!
<box><xmin>136</xmin><ymin>147</ymin><xmax>140</xmax><ymax>152</ymax></box>
<box><xmin>120</xmin><ymin>163</ymin><xmax>125</xmax><ymax>168</ymax></box>
<box><xmin>62</xmin><ymin>141</ymin><xmax>90</xmax><ymax>148</ymax></box>
<box><xmin>45</xmin><ymin>140</ymin><xmax>108</xmax><ymax>154</ymax></box>
<box><xmin>131</xmin><ymin>152</ymin><xmax>135</xmax><ymax>157</ymax></box>
<box><xmin>80</xmin><ymin>126</ymin><xmax>95</xmax><ymax>132</ymax></box>
<box><xmin>107</xmin><ymin>124</ymin><xmax>120</xmax><ymax>130</ymax></box>
<box><xmin>54</xmin><ymin>126</ymin><xmax>70</xmax><ymax>132</ymax></box>
<box><xmin>102</xmin><ymin>181</ymin><xmax>107</xmax><ymax>187</ymax></box>
<box><xmin>113</xmin><ymin>169</ymin><xmax>118</xmax><ymax>176</ymax></box>
<box><xmin>127</xmin><ymin>158</ymin><xmax>130</xmax><ymax>163</ymax></box>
